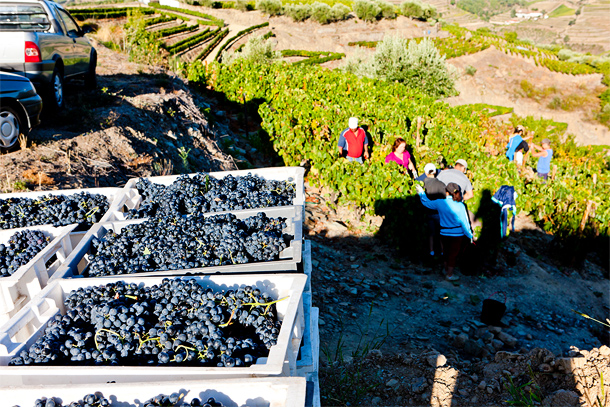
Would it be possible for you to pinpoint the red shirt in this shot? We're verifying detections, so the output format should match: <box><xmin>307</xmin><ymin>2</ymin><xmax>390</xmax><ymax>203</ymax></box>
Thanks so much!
<box><xmin>339</xmin><ymin>128</ymin><xmax>367</xmax><ymax>158</ymax></box>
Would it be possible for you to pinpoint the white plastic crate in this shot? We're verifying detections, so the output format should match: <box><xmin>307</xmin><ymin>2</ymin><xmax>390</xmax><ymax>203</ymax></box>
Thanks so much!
<box><xmin>0</xmin><ymin>188</ymin><xmax>122</xmax><ymax>231</ymax></box>
<box><xmin>0</xmin><ymin>274</ymin><xmax>306</xmax><ymax>385</ymax></box>
<box><xmin>303</xmin><ymin>240</ymin><xmax>312</xmax><ymax>294</ymax></box>
<box><xmin>52</xmin><ymin>206</ymin><xmax>303</xmax><ymax>280</ymax></box>
<box><xmin>1</xmin><ymin>377</ymin><xmax>307</xmax><ymax>407</ymax></box>
<box><xmin>0</xmin><ymin>224</ymin><xmax>78</xmax><ymax>326</ymax></box>
<box><xmin>103</xmin><ymin>167</ymin><xmax>304</xmax><ymax>222</ymax></box>
<box><xmin>297</xmin><ymin>303</ymin><xmax>319</xmax><ymax>377</ymax></box>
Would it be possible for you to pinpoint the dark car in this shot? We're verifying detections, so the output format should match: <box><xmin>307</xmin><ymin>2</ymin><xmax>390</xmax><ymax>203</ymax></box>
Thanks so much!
<box><xmin>0</xmin><ymin>71</ymin><xmax>42</xmax><ymax>149</ymax></box>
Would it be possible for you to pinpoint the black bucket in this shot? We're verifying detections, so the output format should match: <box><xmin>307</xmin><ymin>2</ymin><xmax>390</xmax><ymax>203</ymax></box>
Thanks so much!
<box><xmin>481</xmin><ymin>292</ymin><xmax>507</xmax><ymax>326</ymax></box>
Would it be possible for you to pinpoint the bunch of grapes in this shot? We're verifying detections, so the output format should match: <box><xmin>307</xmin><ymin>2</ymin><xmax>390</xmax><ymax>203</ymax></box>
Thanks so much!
<box><xmin>10</xmin><ymin>279</ymin><xmax>283</xmax><ymax>367</ymax></box>
<box><xmin>27</xmin><ymin>393</ymin><xmax>109</xmax><ymax>407</ymax></box>
<box><xmin>143</xmin><ymin>394</ymin><xmax>223</xmax><ymax>407</ymax></box>
<box><xmin>125</xmin><ymin>173</ymin><xmax>296</xmax><ymax>219</ymax></box>
<box><xmin>0</xmin><ymin>229</ymin><xmax>50</xmax><ymax>277</ymax></box>
<box><xmin>18</xmin><ymin>393</ymin><xmax>223</xmax><ymax>407</ymax></box>
<box><xmin>0</xmin><ymin>193</ymin><xmax>109</xmax><ymax>230</ymax></box>
<box><xmin>87</xmin><ymin>212</ymin><xmax>289</xmax><ymax>276</ymax></box>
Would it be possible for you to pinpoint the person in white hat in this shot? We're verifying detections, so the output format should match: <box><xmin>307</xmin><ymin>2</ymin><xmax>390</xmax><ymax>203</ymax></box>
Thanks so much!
<box><xmin>338</xmin><ymin>117</ymin><xmax>369</xmax><ymax>164</ymax></box>
<box><xmin>437</xmin><ymin>159</ymin><xmax>474</xmax><ymax>201</ymax></box>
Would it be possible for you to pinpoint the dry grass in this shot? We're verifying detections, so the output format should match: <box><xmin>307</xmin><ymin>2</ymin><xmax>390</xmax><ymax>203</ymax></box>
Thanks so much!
<box><xmin>518</xmin><ymin>80</ymin><xmax>602</xmax><ymax>113</ymax></box>
<box><xmin>21</xmin><ymin>169</ymin><xmax>54</xmax><ymax>187</ymax></box>
<box><xmin>95</xmin><ymin>23</ymin><xmax>125</xmax><ymax>48</ymax></box>
<box><xmin>153</xmin><ymin>158</ymin><xmax>173</xmax><ymax>176</ymax></box>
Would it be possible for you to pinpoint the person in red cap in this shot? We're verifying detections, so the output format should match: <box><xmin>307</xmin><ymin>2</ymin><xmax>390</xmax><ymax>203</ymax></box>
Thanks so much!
<box><xmin>338</xmin><ymin>117</ymin><xmax>369</xmax><ymax>164</ymax></box>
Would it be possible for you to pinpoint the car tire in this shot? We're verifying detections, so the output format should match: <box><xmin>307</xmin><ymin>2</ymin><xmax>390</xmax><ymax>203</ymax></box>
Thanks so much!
<box><xmin>48</xmin><ymin>67</ymin><xmax>64</xmax><ymax>111</ymax></box>
<box><xmin>0</xmin><ymin>106</ymin><xmax>26</xmax><ymax>149</ymax></box>
<box><xmin>85</xmin><ymin>50</ymin><xmax>97</xmax><ymax>90</ymax></box>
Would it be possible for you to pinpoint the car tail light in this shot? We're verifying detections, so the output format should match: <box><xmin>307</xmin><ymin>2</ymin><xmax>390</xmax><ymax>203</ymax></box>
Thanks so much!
<box><xmin>24</xmin><ymin>42</ymin><xmax>41</xmax><ymax>63</ymax></box>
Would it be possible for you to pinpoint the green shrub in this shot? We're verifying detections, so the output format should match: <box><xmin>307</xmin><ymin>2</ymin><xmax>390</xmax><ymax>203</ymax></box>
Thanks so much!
<box><xmin>256</xmin><ymin>0</ymin><xmax>283</xmax><ymax>15</ymax></box>
<box><xmin>284</xmin><ymin>3</ymin><xmax>312</xmax><ymax>20</ymax></box>
<box><xmin>600</xmin><ymin>88</ymin><xmax>610</xmax><ymax>104</ymax></box>
<box><xmin>371</xmin><ymin>36</ymin><xmax>457</xmax><ymax>98</ymax></box>
<box><xmin>330</xmin><ymin>3</ymin><xmax>351</xmax><ymax>21</ymax></box>
<box><xmin>353</xmin><ymin>0</ymin><xmax>382</xmax><ymax>21</ymax></box>
<box><xmin>598</xmin><ymin>103</ymin><xmax>610</xmax><ymax>125</ymax></box>
<box><xmin>548</xmin><ymin>96</ymin><xmax>562</xmax><ymax>110</ymax></box>
<box><xmin>504</xmin><ymin>31</ymin><xmax>517</xmax><ymax>43</ymax></box>
<box><xmin>215</xmin><ymin>22</ymin><xmax>270</xmax><ymax>61</ymax></box>
<box><xmin>465</xmin><ymin>65</ymin><xmax>476</xmax><ymax>75</ymax></box>
<box><xmin>124</xmin><ymin>11</ymin><xmax>162</xmax><ymax>65</ymax></box>
<box><xmin>311</xmin><ymin>2</ymin><xmax>333</xmax><ymax>23</ymax></box>
<box><xmin>236</xmin><ymin>0</ymin><xmax>255</xmax><ymax>11</ymax></box>
<box><xmin>400</xmin><ymin>0</ymin><xmax>436</xmax><ymax>20</ymax></box>
<box><xmin>377</xmin><ymin>0</ymin><xmax>396</xmax><ymax>18</ymax></box>
<box><xmin>223</xmin><ymin>34</ymin><xmax>281</xmax><ymax>64</ymax></box>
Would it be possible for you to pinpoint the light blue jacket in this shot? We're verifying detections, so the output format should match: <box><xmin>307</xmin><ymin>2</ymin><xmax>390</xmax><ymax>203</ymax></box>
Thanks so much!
<box><xmin>418</xmin><ymin>193</ymin><xmax>473</xmax><ymax>239</ymax></box>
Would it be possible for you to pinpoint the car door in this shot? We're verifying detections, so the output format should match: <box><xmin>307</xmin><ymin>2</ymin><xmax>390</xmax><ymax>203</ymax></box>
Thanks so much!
<box><xmin>56</xmin><ymin>7</ymin><xmax>90</xmax><ymax>76</ymax></box>
<box><xmin>53</xmin><ymin>6</ymin><xmax>80</xmax><ymax>77</ymax></box>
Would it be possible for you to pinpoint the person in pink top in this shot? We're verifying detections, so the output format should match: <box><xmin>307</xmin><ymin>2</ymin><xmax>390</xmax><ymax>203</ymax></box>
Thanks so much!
<box><xmin>385</xmin><ymin>138</ymin><xmax>417</xmax><ymax>176</ymax></box>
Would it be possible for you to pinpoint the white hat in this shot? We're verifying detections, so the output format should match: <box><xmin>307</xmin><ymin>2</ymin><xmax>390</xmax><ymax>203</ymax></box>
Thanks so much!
<box><xmin>456</xmin><ymin>159</ymin><xmax>468</xmax><ymax>169</ymax></box>
<box><xmin>424</xmin><ymin>163</ymin><xmax>436</xmax><ymax>175</ymax></box>
<box><xmin>348</xmin><ymin>117</ymin><xmax>358</xmax><ymax>129</ymax></box>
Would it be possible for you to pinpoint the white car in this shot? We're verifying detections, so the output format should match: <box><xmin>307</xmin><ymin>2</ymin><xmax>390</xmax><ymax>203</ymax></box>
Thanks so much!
<box><xmin>0</xmin><ymin>0</ymin><xmax>96</xmax><ymax>110</ymax></box>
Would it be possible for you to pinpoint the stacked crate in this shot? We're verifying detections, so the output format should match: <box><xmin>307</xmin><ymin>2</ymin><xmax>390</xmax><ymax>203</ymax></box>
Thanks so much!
<box><xmin>0</xmin><ymin>168</ymin><xmax>320</xmax><ymax>407</ymax></box>
<box><xmin>0</xmin><ymin>188</ymin><xmax>121</xmax><ymax>325</ymax></box>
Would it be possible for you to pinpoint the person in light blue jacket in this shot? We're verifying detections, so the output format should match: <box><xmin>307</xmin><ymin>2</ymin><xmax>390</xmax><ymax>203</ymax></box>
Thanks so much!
<box><xmin>416</xmin><ymin>182</ymin><xmax>473</xmax><ymax>281</ymax></box>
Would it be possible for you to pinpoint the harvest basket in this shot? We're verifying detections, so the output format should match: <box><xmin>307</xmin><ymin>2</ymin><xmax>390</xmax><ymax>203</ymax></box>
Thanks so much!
<box><xmin>0</xmin><ymin>187</ymin><xmax>122</xmax><ymax>231</ymax></box>
<box><xmin>1</xmin><ymin>377</ymin><xmax>307</xmax><ymax>406</ymax></box>
<box><xmin>103</xmin><ymin>167</ymin><xmax>304</xmax><ymax>223</ymax></box>
<box><xmin>0</xmin><ymin>224</ymin><xmax>78</xmax><ymax>326</ymax></box>
<box><xmin>51</xmin><ymin>206</ymin><xmax>303</xmax><ymax>280</ymax></box>
<box><xmin>0</xmin><ymin>274</ymin><xmax>307</xmax><ymax>385</ymax></box>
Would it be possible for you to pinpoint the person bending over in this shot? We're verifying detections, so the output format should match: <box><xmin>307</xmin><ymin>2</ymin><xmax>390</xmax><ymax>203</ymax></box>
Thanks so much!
<box><xmin>506</xmin><ymin>126</ymin><xmax>531</xmax><ymax>166</ymax></box>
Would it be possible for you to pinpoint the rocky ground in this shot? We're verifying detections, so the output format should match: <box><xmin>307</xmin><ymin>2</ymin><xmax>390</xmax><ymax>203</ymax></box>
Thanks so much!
<box><xmin>305</xmin><ymin>187</ymin><xmax>609</xmax><ymax>406</ymax></box>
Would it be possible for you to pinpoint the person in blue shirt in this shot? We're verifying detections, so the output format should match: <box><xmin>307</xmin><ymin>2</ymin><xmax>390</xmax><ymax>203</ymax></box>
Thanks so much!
<box><xmin>531</xmin><ymin>138</ymin><xmax>553</xmax><ymax>181</ymax></box>
<box><xmin>416</xmin><ymin>182</ymin><xmax>473</xmax><ymax>281</ymax></box>
<box><xmin>506</xmin><ymin>126</ymin><xmax>531</xmax><ymax>167</ymax></box>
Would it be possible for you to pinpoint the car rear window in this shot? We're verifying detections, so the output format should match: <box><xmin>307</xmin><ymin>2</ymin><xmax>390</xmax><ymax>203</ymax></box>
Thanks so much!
<box><xmin>0</xmin><ymin>3</ymin><xmax>50</xmax><ymax>31</ymax></box>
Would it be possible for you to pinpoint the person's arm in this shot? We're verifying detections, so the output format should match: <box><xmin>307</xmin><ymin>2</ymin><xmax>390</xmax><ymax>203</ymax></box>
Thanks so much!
<box><xmin>530</xmin><ymin>145</ymin><xmax>548</xmax><ymax>158</ymax></box>
<box><xmin>463</xmin><ymin>190</ymin><xmax>474</xmax><ymax>201</ymax></box>
<box><xmin>418</xmin><ymin>191</ymin><xmax>439</xmax><ymax>210</ymax></box>
<box><xmin>456</xmin><ymin>205</ymin><xmax>474</xmax><ymax>239</ymax></box>
<box><xmin>338</xmin><ymin>133</ymin><xmax>346</xmax><ymax>157</ymax></box>
<box><xmin>408</xmin><ymin>158</ymin><xmax>417</xmax><ymax>173</ymax></box>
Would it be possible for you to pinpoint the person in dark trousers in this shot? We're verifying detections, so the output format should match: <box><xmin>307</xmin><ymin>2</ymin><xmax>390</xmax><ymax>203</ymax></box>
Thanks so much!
<box><xmin>416</xmin><ymin>182</ymin><xmax>473</xmax><ymax>281</ymax></box>
<box><xmin>420</xmin><ymin>163</ymin><xmax>445</xmax><ymax>258</ymax></box>
<box><xmin>338</xmin><ymin>117</ymin><xmax>369</xmax><ymax>163</ymax></box>
<box><xmin>531</xmin><ymin>138</ymin><xmax>553</xmax><ymax>181</ymax></box>
<box><xmin>506</xmin><ymin>126</ymin><xmax>531</xmax><ymax>167</ymax></box>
